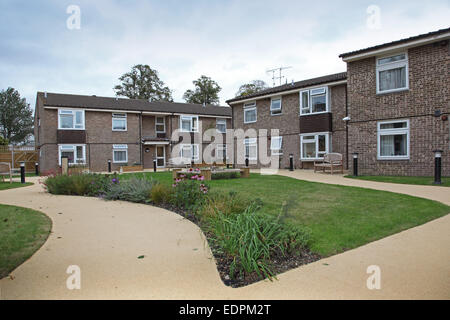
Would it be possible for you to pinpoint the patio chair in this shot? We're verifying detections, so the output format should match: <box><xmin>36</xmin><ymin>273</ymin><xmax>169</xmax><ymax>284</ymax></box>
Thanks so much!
<box><xmin>0</xmin><ymin>162</ymin><xmax>12</xmax><ymax>183</ymax></box>
<box><xmin>314</xmin><ymin>153</ymin><xmax>344</xmax><ymax>174</ymax></box>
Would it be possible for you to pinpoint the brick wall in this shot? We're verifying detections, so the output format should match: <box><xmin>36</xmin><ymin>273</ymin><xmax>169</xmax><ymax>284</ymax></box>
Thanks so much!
<box><xmin>347</xmin><ymin>41</ymin><xmax>450</xmax><ymax>176</ymax></box>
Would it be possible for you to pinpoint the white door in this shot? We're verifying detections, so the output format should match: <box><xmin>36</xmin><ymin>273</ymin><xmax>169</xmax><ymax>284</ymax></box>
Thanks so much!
<box><xmin>156</xmin><ymin>146</ymin><xmax>165</xmax><ymax>168</ymax></box>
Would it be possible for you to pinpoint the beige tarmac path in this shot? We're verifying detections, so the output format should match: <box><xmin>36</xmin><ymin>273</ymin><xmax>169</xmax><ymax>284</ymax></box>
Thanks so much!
<box><xmin>0</xmin><ymin>174</ymin><xmax>449</xmax><ymax>299</ymax></box>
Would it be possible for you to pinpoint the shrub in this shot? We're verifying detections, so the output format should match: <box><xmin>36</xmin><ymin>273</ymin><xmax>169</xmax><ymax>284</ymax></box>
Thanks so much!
<box><xmin>206</xmin><ymin>204</ymin><xmax>311</xmax><ymax>279</ymax></box>
<box><xmin>198</xmin><ymin>191</ymin><xmax>254</xmax><ymax>219</ymax></box>
<box><xmin>211</xmin><ymin>171</ymin><xmax>240</xmax><ymax>180</ymax></box>
<box><xmin>44</xmin><ymin>173</ymin><xmax>114</xmax><ymax>196</ymax></box>
<box><xmin>150</xmin><ymin>183</ymin><xmax>174</xmax><ymax>204</ymax></box>
<box><xmin>171</xmin><ymin>178</ymin><xmax>209</xmax><ymax>211</ymax></box>
<box><xmin>104</xmin><ymin>177</ymin><xmax>157</xmax><ymax>203</ymax></box>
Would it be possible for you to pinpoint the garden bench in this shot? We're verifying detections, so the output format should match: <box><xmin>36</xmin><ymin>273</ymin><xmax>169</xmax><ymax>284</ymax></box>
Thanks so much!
<box><xmin>0</xmin><ymin>162</ymin><xmax>12</xmax><ymax>183</ymax></box>
<box><xmin>314</xmin><ymin>153</ymin><xmax>343</xmax><ymax>174</ymax></box>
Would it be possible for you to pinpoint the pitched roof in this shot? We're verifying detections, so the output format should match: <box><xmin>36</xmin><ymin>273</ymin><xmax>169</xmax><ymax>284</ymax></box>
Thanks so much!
<box><xmin>226</xmin><ymin>72</ymin><xmax>347</xmax><ymax>104</ymax></box>
<box><xmin>339</xmin><ymin>27</ymin><xmax>450</xmax><ymax>59</ymax></box>
<box><xmin>37</xmin><ymin>92</ymin><xmax>232</xmax><ymax>117</ymax></box>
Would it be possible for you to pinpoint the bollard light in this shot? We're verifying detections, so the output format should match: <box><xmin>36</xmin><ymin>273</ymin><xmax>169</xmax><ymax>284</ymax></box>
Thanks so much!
<box><xmin>245</xmin><ymin>157</ymin><xmax>249</xmax><ymax>167</ymax></box>
<box><xmin>289</xmin><ymin>154</ymin><xmax>294</xmax><ymax>171</ymax></box>
<box><xmin>108</xmin><ymin>159</ymin><xmax>112</xmax><ymax>173</ymax></box>
<box><xmin>20</xmin><ymin>161</ymin><xmax>26</xmax><ymax>184</ymax></box>
<box><xmin>433</xmin><ymin>150</ymin><xmax>443</xmax><ymax>185</ymax></box>
<box><xmin>352</xmin><ymin>152</ymin><xmax>359</xmax><ymax>177</ymax></box>
<box><xmin>153</xmin><ymin>159</ymin><xmax>157</xmax><ymax>172</ymax></box>
<box><xmin>35</xmin><ymin>162</ymin><xmax>39</xmax><ymax>176</ymax></box>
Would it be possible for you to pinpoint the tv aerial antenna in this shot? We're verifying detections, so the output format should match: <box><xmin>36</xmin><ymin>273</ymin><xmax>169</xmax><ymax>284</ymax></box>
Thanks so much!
<box><xmin>266</xmin><ymin>66</ymin><xmax>292</xmax><ymax>86</ymax></box>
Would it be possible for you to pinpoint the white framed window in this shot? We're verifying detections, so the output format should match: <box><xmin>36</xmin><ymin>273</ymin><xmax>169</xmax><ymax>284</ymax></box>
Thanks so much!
<box><xmin>180</xmin><ymin>115</ymin><xmax>199</xmax><ymax>132</ymax></box>
<box><xmin>180</xmin><ymin>144</ymin><xmax>199</xmax><ymax>161</ymax></box>
<box><xmin>113</xmin><ymin>144</ymin><xmax>128</xmax><ymax>163</ymax></box>
<box><xmin>112</xmin><ymin>113</ymin><xmax>127</xmax><ymax>131</ymax></box>
<box><xmin>155</xmin><ymin>117</ymin><xmax>166</xmax><ymax>133</ymax></box>
<box><xmin>244</xmin><ymin>138</ymin><xmax>258</xmax><ymax>161</ymax></box>
<box><xmin>58</xmin><ymin>144</ymin><xmax>86</xmax><ymax>165</ymax></box>
<box><xmin>270</xmin><ymin>97</ymin><xmax>282</xmax><ymax>115</ymax></box>
<box><xmin>300</xmin><ymin>133</ymin><xmax>329</xmax><ymax>160</ymax></box>
<box><xmin>216</xmin><ymin>144</ymin><xmax>228</xmax><ymax>161</ymax></box>
<box><xmin>244</xmin><ymin>102</ymin><xmax>257</xmax><ymax>123</ymax></box>
<box><xmin>377</xmin><ymin>119</ymin><xmax>409</xmax><ymax>160</ymax></box>
<box><xmin>216</xmin><ymin>118</ymin><xmax>227</xmax><ymax>133</ymax></box>
<box><xmin>58</xmin><ymin>109</ymin><xmax>85</xmax><ymax>130</ymax></box>
<box><xmin>376</xmin><ymin>53</ymin><xmax>409</xmax><ymax>94</ymax></box>
<box><xmin>270</xmin><ymin>136</ymin><xmax>283</xmax><ymax>155</ymax></box>
<box><xmin>300</xmin><ymin>87</ymin><xmax>328</xmax><ymax>115</ymax></box>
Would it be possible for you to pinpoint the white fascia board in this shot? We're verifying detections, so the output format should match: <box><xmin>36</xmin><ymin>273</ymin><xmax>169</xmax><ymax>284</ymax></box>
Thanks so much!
<box><xmin>44</xmin><ymin>106</ymin><xmax>141</xmax><ymax>114</ymax></box>
<box><xmin>341</xmin><ymin>32</ymin><xmax>450</xmax><ymax>62</ymax></box>
<box><xmin>227</xmin><ymin>80</ymin><xmax>347</xmax><ymax>105</ymax></box>
<box><xmin>173</xmin><ymin>113</ymin><xmax>231</xmax><ymax>119</ymax></box>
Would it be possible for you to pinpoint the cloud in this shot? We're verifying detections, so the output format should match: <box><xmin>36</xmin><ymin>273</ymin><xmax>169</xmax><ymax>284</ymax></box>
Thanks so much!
<box><xmin>0</xmin><ymin>0</ymin><xmax>448</xmax><ymax>108</ymax></box>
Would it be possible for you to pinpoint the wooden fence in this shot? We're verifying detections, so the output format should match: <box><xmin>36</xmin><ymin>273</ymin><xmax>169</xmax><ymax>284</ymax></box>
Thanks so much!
<box><xmin>0</xmin><ymin>146</ymin><xmax>38</xmax><ymax>172</ymax></box>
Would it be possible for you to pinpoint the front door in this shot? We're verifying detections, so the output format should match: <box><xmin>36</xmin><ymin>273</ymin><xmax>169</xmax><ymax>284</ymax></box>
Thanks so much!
<box><xmin>156</xmin><ymin>146</ymin><xmax>165</xmax><ymax>168</ymax></box>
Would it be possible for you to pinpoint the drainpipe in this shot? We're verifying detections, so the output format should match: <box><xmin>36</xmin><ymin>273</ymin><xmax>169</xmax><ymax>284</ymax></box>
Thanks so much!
<box><xmin>345</xmin><ymin>85</ymin><xmax>349</xmax><ymax>170</ymax></box>
<box><xmin>139</xmin><ymin>112</ymin><xmax>143</xmax><ymax>166</ymax></box>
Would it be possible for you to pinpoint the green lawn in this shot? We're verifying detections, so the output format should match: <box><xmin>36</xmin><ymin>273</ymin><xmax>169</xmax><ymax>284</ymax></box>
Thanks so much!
<box><xmin>346</xmin><ymin>175</ymin><xmax>450</xmax><ymax>187</ymax></box>
<box><xmin>0</xmin><ymin>182</ymin><xmax>33</xmax><ymax>191</ymax></box>
<box><xmin>0</xmin><ymin>204</ymin><xmax>52</xmax><ymax>278</ymax></box>
<box><xmin>123</xmin><ymin>172</ymin><xmax>450</xmax><ymax>256</ymax></box>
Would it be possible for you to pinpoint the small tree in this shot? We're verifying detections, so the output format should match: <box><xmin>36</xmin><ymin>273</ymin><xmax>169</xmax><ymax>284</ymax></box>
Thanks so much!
<box><xmin>114</xmin><ymin>64</ymin><xmax>173</xmax><ymax>102</ymax></box>
<box><xmin>183</xmin><ymin>75</ymin><xmax>221</xmax><ymax>105</ymax></box>
<box><xmin>0</xmin><ymin>88</ymin><xmax>33</xmax><ymax>144</ymax></box>
<box><xmin>235</xmin><ymin>80</ymin><xmax>268</xmax><ymax>97</ymax></box>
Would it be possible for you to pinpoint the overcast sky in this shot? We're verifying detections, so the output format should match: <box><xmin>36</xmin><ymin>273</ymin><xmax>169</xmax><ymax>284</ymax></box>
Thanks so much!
<box><xmin>1</xmin><ymin>0</ymin><xmax>449</xmax><ymax>109</ymax></box>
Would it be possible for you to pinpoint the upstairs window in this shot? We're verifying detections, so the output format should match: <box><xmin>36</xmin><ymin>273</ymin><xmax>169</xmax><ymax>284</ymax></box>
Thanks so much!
<box><xmin>113</xmin><ymin>144</ymin><xmax>128</xmax><ymax>163</ymax></box>
<box><xmin>377</xmin><ymin>119</ymin><xmax>409</xmax><ymax>160</ymax></box>
<box><xmin>112</xmin><ymin>113</ymin><xmax>127</xmax><ymax>131</ymax></box>
<box><xmin>216</xmin><ymin>144</ymin><xmax>227</xmax><ymax>161</ymax></box>
<box><xmin>376</xmin><ymin>53</ymin><xmax>408</xmax><ymax>94</ymax></box>
<box><xmin>180</xmin><ymin>115</ymin><xmax>198</xmax><ymax>132</ymax></box>
<box><xmin>216</xmin><ymin>119</ymin><xmax>227</xmax><ymax>133</ymax></box>
<box><xmin>156</xmin><ymin>117</ymin><xmax>166</xmax><ymax>133</ymax></box>
<box><xmin>300</xmin><ymin>87</ymin><xmax>328</xmax><ymax>115</ymax></box>
<box><xmin>270</xmin><ymin>136</ymin><xmax>283</xmax><ymax>155</ymax></box>
<box><xmin>244</xmin><ymin>102</ymin><xmax>257</xmax><ymax>123</ymax></box>
<box><xmin>270</xmin><ymin>97</ymin><xmax>282</xmax><ymax>115</ymax></box>
<box><xmin>58</xmin><ymin>109</ymin><xmax>84</xmax><ymax>130</ymax></box>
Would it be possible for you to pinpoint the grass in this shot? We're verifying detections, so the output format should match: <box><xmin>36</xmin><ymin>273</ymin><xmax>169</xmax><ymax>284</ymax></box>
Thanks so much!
<box><xmin>345</xmin><ymin>175</ymin><xmax>450</xmax><ymax>187</ymax></box>
<box><xmin>0</xmin><ymin>204</ymin><xmax>52</xmax><ymax>278</ymax></box>
<box><xmin>0</xmin><ymin>182</ymin><xmax>33</xmax><ymax>190</ymax></box>
<box><xmin>122</xmin><ymin>171</ymin><xmax>450</xmax><ymax>256</ymax></box>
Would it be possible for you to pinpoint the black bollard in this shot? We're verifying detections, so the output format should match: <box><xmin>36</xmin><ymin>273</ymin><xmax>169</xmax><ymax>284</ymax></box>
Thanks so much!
<box><xmin>153</xmin><ymin>159</ymin><xmax>157</xmax><ymax>172</ymax></box>
<box><xmin>352</xmin><ymin>153</ymin><xmax>359</xmax><ymax>177</ymax></box>
<box><xmin>245</xmin><ymin>157</ymin><xmax>249</xmax><ymax>167</ymax></box>
<box><xmin>108</xmin><ymin>159</ymin><xmax>112</xmax><ymax>173</ymax></box>
<box><xmin>35</xmin><ymin>162</ymin><xmax>39</xmax><ymax>176</ymax></box>
<box><xmin>20</xmin><ymin>162</ymin><xmax>26</xmax><ymax>184</ymax></box>
<box><xmin>289</xmin><ymin>154</ymin><xmax>294</xmax><ymax>171</ymax></box>
<box><xmin>433</xmin><ymin>150</ymin><xmax>443</xmax><ymax>185</ymax></box>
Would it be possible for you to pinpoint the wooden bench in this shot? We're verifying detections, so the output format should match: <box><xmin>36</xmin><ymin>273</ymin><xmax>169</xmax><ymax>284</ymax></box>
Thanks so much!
<box><xmin>314</xmin><ymin>153</ymin><xmax>344</xmax><ymax>174</ymax></box>
<box><xmin>0</xmin><ymin>162</ymin><xmax>12</xmax><ymax>183</ymax></box>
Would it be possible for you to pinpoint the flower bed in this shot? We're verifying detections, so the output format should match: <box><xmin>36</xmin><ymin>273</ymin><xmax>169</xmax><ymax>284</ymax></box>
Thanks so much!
<box><xmin>43</xmin><ymin>172</ymin><xmax>317</xmax><ymax>287</ymax></box>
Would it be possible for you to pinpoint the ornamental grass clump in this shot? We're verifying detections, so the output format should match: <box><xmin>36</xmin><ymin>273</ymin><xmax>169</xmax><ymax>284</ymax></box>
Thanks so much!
<box><xmin>206</xmin><ymin>203</ymin><xmax>311</xmax><ymax>279</ymax></box>
<box><xmin>104</xmin><ymin>177</ymin><xmax>158</xmax><ymax>203</ymax></box>
<box><xmin>43</xmin><ymin>173</ymin><xmax>116</xmax><ymax>196</ymax></box>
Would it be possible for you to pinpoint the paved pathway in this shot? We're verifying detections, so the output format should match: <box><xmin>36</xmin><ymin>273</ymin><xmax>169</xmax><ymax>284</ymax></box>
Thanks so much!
<box><xmin>0</xmin><ymin>174</ymin><xmax>449</xmax><ymax>299</ymax></box>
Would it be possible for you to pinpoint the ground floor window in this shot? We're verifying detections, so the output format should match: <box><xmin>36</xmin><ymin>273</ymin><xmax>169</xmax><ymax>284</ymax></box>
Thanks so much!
<box><xmin>58</xmin><ymin>144</ymin><xmax>86</xmax><ymax>165</ymax></box>
<box><xmin>244</xmin><ymin>138</ymin><xmax>258</xmax><ymax>160</ymax></box>
<box><xmin>377</xmin><ymin>119</ymin><xmax>409</xmax><ymax>160</ymax></box>
<box><xmin>216</xmin><ymin>144</ymin><xmax>227</xmax><ymax>162</ymax></box>
<box><xmin>180</xmin><ymin>144</ymin><xmax>199</xmax><ymax>161</ymax></box>
<box><xmin>113</xmin><ymin>144</ymin><xmax>128</xmax><ymax>163</ymax></box>
<box><xmin>270</xmin><ymin>136</ymin><xmax>283</xmax><ymax>155</ymax></box>
<box><xmin>300</xmin><ymin>133</ymin><xmax>329</xmax><ymax>160</ymax></box>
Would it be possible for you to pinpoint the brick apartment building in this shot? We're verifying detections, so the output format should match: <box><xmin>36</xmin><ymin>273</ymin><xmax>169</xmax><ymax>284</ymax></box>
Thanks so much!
<box><xmin>34</xmin><ymin>92</ymin><xmax>232</xmax><ymax>173</ymax></box>
<box><xmin>227</xmin><ymin>27</ymin><xmax>449</xmax><ymax>176</ymax></box>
